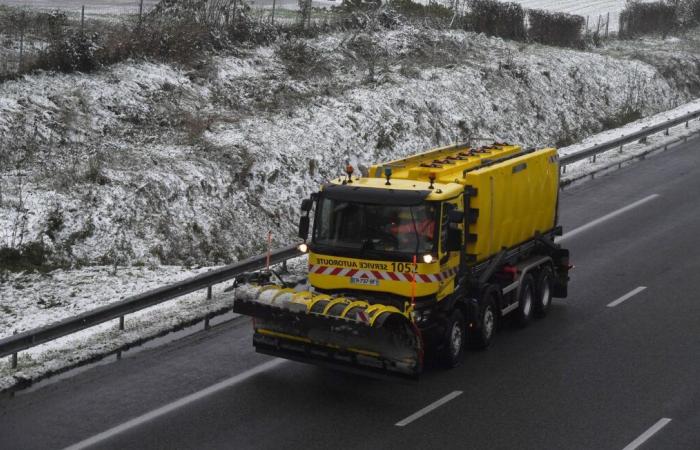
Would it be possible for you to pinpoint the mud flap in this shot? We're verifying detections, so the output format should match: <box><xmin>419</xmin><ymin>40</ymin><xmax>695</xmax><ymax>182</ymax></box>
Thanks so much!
<box><xmin>233</xmin><ymin>286</ymin><xmax>422</xmax><ymax>379</ymax></box>
<box><xmin>552</xmin><ymin>248</ymin><xmax>570</xmax><ymax>298</ymax></box>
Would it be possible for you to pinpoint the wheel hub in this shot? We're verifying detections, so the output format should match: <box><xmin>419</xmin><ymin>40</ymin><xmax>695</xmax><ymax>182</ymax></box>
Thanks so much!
<box><xmin>483</xmin><ymin>308</ymin><xmax>494</xmax><ymax>339</ymax></box>
<box><xmin>450</xmin><ymin>323</ymin><xmax>462</xmax><ymax>357</ymax></box>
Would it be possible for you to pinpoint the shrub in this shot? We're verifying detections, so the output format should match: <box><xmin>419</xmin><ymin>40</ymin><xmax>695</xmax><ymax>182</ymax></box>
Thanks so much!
<box><xmin>32</xmin><ymin>31</ymin><xmax>101</xmax><ymax>73</ymax></box>
<box><xmin>619</xmin><ymin>1</ymin><xmax>677</xmax><ymax>37</ymax></box>
<box><xmin>674</xmin><ymin>0</ymin><xmax>700</xmax><ymax>26</ymax></box>
<box><xmin>528</xmin><ymin>9</ymin><xmax>585</xmax><ymax>48</ymax></box>
<box><xmin>466</xmin><ymin>0</ymin><xmax>526</xmax><ymax>41</ymax></box>
<box><xmin>0</xmin><ymin>242</ymin><xmax>52</xmax><ymax>272</ymax></box>
<box><xmin>276</xmin><ymin>39</ymin><xmax>332</xmax><ymax>78</ymax></box>
<box><xmin>388</xmin><ymin>0</ymin><xmax>454</xmax><ymax>27</ymax></box>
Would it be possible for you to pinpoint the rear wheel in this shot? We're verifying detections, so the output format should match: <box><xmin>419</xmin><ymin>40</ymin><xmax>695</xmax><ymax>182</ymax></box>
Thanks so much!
<box><xmin>515</xmin><ymin>274</ymin><xmax>534</xmax><ymax>327</ymax></box>
<box><xmin>534</xmin><ymin>266</ymin><xmax>553</xmax><ymax>318</ymax></box>
<box><xmin>439</xmin><ymin>309</ymin><xmax>465</xmax><ymax>368</ymax></box>
<box><xmin>470</xmin><ymin>287</ymin><xmax>498</xmax><ymax>349</ymax></box>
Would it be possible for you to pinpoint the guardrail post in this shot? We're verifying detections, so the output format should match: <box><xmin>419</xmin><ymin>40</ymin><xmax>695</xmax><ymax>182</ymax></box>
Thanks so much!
<box><xmin>207</xmin><ymin>286</ymin><xmax>212</xmax><ymax>300</ymax></box>
<box><xmin>687</xmin><ymin>121</ymin><xmax>690</xmax><ymax>128</ymax></box>
<box><xmin>11</xmin><ymin>329</ymin><xmax>18</xmax><ymax>368</ymax></box>
<box><xmin>119</xmin><ymin>316</ymin><xmax>125</xmax><ymax>330</ymax></box>
<box><xmin>619</xmin><ymin>143</ymin><xmax>623</xmax><ymax>153</ymax></box>
<box><xmin>665</xmin><ymin>127</ymin><xmax>670</xmax><ymax>136</ymax></box>
<box><xmin>282</xmin><ymin>260</ymin><xmax>288</xmax><ymax>273</ymax></box>
<box><xmin>204</xmin><ymin>315</ymin><xmax>210</xmax><ymax>330</ymax></box>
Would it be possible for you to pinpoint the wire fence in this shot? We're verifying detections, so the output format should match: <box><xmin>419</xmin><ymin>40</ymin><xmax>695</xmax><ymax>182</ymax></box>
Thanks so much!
<box><xmin>0</xmin><ymin>1</ymin><xmax>341</xmax><ymax>77</ymax></box>
<box><xmin>0</xmin><ymin>1</ymin><xmax>634</xmax><ymax>79</ymax></box>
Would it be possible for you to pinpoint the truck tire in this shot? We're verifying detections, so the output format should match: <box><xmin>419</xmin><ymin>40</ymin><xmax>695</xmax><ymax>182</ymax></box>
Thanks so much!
<box><xmin>469</xmin><ymin>287</ymin><xmax>498</xmax><ymax>349</ymax></box>
<box><xmin>439</xmin><ymin>309</ymin><xmax>466</xmax><ymax>368</ymax></box>
<box><xmin>515</xmin><ymin>274</ymin><xmax>534</xmax><ymax>327</ymax></box>
<box><xmin>534</xmin><ymin>266</ymin><xmax>553</xmax><ymax>317</ymax></box>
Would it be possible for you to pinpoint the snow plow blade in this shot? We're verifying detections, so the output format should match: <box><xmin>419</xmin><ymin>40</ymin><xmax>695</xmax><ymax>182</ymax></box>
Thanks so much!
<box><xmin>233</xmin><ymin>285</ymin><xmax>422</xmax><ymax>380</ymax></box>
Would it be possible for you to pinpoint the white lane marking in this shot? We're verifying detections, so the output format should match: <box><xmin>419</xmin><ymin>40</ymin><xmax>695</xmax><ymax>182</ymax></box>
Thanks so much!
<box><xmin>622</xmin><ymin>418</ymin><xmax>672</xmax><ymax>450</ymax></box>
<box><xmin>395</xmin><ymin>391</ymin><xmax>463</xmax><ymax>427</ymax></box>
<box><xmin>607</xmin><ymin>286</ymin><xmax>647</xmax><ymax>308</ymax></box>
<box><xmin>557</xmin><ymin>194</ymin><xmax>660</xmax><ymax>242</ymax></box>
<box><xmin>63</xmin><ymin>358</ymin><xmax>285</xmax><ymax>450</ymax></box>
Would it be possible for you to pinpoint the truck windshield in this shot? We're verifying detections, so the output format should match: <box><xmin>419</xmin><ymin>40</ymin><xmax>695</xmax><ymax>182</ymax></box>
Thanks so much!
<box><xmin>313</xmin><ymin>197</ymin><xmax>438</xmax><ymax>255</ymax></box>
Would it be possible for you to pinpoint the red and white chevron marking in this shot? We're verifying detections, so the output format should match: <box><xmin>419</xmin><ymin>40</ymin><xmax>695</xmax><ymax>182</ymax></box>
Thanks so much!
<box><xmin>308</xmin><ymin>264</ymin><xmax>459</xmax><ymax>283</ymax></box>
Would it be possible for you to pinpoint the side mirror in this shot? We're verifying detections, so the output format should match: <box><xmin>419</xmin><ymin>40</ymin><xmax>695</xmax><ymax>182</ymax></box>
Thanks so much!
<box><xmin>300</xmin><ymin>198</ymin><xmax>313</xmax><ymax>212</ymax></box>
<box><xmin>448</xmin><ymin>209</ymin><xmax>464</xmax><ymax>224</ymax></box>
<box><xmin>446</xmin><ymin>228</ymin><xmax>462</xmax><ymax>252</ymax></box>
<box><xmin>298</xmin><ymin>216</ymin><xmax>310</xmax><ymax>240</ymax></box>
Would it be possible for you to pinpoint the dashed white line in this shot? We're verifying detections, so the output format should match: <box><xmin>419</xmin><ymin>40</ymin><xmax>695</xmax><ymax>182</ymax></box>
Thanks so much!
<box><xmin>622</xmin><ymin>418</ymin><xmax>672</xmax><ymax>450</ymax></box>
<box><xmin>557</xmin><ymin>194</ymin><xmax>660</xmax><ymax>242</ymax></box>
<box><xmin>395</xmin><ymin>391</ymin><xmax>463</xmax><ymax>427</ymax></box>
<box><xmin>63</xmin><ymin>358</ymin><xmax>286</xmax><ymax>450</ymax></box>
<box><xmin>607</xmin><ymin>286</ymin><xmax>647</xmax><ymax>308</ymax></box>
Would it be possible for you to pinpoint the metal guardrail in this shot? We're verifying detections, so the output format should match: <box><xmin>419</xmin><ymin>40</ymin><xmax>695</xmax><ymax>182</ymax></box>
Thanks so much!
<box><xmin>559</xmin><ymin>108</ymin><xmax>700</xmax><ymax>169</ymax></box>
<box><xmin>1</xmin><ymin>106</ymin><xmax>699</xmax><ymax>371</ymax></box>
<box><xmin>0</xmin><ymin>245</ymin><xmax>301</xmax><ymax>367</ymax></box>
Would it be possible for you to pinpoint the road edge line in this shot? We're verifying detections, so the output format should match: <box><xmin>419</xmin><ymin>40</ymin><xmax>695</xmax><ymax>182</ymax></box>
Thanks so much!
<box><xmin>63</xmin><ymin>358</ymin><xmax>285</xmax><ymax>450</ymax></box>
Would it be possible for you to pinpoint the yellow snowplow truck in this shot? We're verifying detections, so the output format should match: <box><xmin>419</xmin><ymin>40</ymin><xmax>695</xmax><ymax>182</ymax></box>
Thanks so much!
<box><xmin>233</xmin><ymin>143</ymin><xmax>571</xmax><ymax>379</ymax></box>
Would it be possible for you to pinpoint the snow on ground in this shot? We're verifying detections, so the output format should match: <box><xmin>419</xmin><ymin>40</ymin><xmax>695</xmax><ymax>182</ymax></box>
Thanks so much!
<box><xmin>0</xmin><ymin>265</ymin><xmax>212</xmax><ymax>339</ymax></box>
<box><xmin>2</xmin><ymin>27</ymin><xmax>695</xmax><ymax>271</ymax></box>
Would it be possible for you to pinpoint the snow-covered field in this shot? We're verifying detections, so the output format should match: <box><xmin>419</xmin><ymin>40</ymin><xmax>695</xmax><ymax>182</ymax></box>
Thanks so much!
<box><xmin>507</xmin><ymin>0</ymin><xmax>656</xmax><ymax>32</ymax></box>
<box><xmin>2</xmin><ymin>27</ymin><xmax>698</xmax><ymax>270</ymax></box>
<box><xmin>0</xmin><ymin>0</ymin><xmax>159</xmax><ymax>15</ymax></box>
<box><xmin>0</xmin><ymin>0</ymin><xmax>655</xmax><ymax>23</ymax></box>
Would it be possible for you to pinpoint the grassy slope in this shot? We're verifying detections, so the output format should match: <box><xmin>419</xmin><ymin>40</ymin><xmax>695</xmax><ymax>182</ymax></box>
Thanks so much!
<box><xmin>0</xmin><ymin>26</ymin><xmax>698</xmax><ymax>272</ymax></box>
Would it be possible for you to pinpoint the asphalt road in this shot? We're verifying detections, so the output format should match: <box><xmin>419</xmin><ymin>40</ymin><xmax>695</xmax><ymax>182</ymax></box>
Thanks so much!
<box><xmin>2</xmin><ymin>136</ymin><xmax>700</xmax><ymax>450</ymax></box>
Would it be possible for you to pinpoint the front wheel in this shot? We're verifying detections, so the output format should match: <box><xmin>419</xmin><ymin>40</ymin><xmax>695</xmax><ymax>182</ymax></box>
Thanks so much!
<box><xmin>439</xmin><ymin>309</ymin><xmax>465</xmax><ymax>368</ymax></box>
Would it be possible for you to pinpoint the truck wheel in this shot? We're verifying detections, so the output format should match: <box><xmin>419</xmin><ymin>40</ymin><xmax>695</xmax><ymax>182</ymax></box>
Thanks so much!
<box><xmin>515</xmin><ymin>274</ymin><xmax>534</xmax><ymax>327</ymax></box>
<box><xmin>469</xmin><ymin>287</ymin><xmax>498</xmax><ymax>349</ymax></box>
<box><xmin>534</xmin><ymin>266</ymin><xmax>553</xmax><ymax>318</ymax></box>
<box><xmin>439</xmin><ymin>309</ymin><xmax>465</xmax><ymax>368</ymax></box>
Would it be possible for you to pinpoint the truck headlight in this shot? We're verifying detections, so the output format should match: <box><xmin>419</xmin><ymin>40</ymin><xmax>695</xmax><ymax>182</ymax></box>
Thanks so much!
<box><xmin>422</xmin><ymin>254</ymin><xmax>434</xmax><ymax>264</ymax></box>
<box><xmin>298</xmin><ymin>243</ymin><xmax>308</xmax><ymax>253</ymax></box>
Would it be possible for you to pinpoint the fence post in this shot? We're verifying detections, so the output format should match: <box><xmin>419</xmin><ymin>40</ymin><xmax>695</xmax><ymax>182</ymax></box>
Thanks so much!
<box><xmin>139</xmin><ymin>0</ymin><xmax>144</xmax><ymax>23</ymax></box>
<box><xmin>271</xmin><ymin>0</ymin><xmax>276</xmax><ymax>24</ymax></box>
<box><xmin>81</xmin><ymin>5</ymin><xmax>85</xmax><ymax>34</ymax></box>
<box><xmin>18</xmin><ymin>12</ymin><xmax>25</xmax><ymax>72</ymax></box>
<box><xmin>605</xmin><ymin>12</ymin><xmax>610</xmax><ymax>38</ymax></box>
